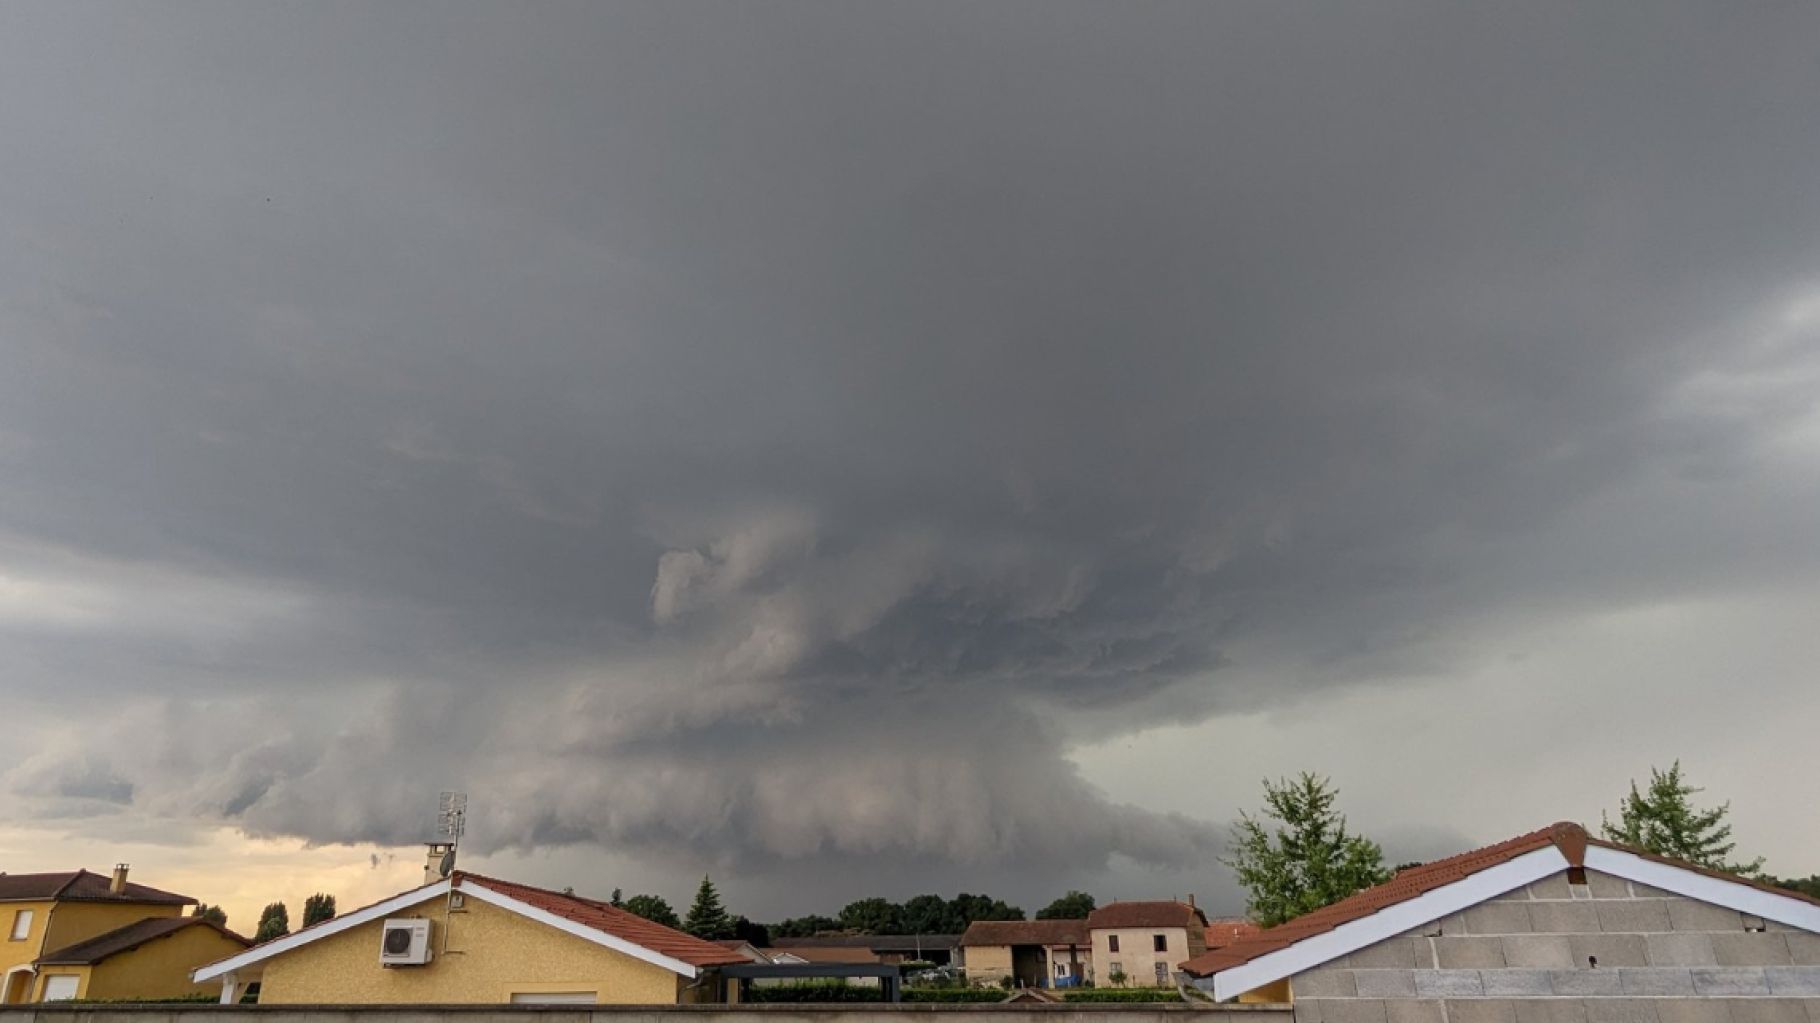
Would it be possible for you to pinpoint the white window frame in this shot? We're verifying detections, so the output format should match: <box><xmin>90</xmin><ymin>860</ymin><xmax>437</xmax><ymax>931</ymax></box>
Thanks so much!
<box><xmin>41</xmin><ymin>975</ymin><xmax>80</xmax><ymax>1002</ymax></box>
<box><xmin>8</xmin><ymin>910</ymin><xmax>32</xmax><ymax>941</ymax></box>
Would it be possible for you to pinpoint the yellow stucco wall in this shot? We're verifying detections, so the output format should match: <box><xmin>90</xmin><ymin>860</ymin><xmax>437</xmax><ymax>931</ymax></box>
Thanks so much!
<box><xmin>960</xmin><ymin>944</ymin><xmax>1012</xmax><ymax>984</ymax></box>
<box><xmin>1238</xmin><ymin>978</ymin><xmax>1291</xmax><ymax>1003</ymax></box>
<box><xmin>43</xmin><ymin>903</ymin><xmax>185</xmax><ymax>958</ymax></box>
<box><xmin>257</xmin><ymin>892</ymin><xmax>689</xmax><ymax>1005</ymax></box>
<box><xmin>81</xmin><ymin>923</ymin><xmax>250</xmax><ymax>1002</ymax></box>
<box><xmin>31</xmin><ymin>965</ymin><xmax>92</xmax><ymax>1001</ymax></box>
<box><xmin>4</xmin><ymin>900</ymin><xmax>192</xmax><ymax>1004</ymax></box>
<box><xmin>3</xmin><ymin>903</ymin><xmax>54</xmax><ymax>984</ymax></box>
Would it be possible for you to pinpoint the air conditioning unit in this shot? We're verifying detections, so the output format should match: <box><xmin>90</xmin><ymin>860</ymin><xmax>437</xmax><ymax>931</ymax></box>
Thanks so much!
<box><xmin>380</xmin><ymin>918</ymin><xmax>433</xmax><ymax>966</ymax></box>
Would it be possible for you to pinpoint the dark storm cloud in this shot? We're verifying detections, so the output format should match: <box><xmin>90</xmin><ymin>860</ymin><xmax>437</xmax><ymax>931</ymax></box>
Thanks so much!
<box><xmin>3</xmin><ymin>0</ymin><xmax>1820</xmax><ymax>900</ymax></box>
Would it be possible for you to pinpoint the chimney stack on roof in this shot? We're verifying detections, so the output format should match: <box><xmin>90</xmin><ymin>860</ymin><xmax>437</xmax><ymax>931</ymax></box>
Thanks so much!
<box><xmin>1187</xmin><ymin>893</ymin><xmax>1196</xmax><ymax>909</ymax></box>
<box><xmin>425</xmin><ymin>843</ymin><xmax>456</xmax><ymax>885</ymax></box>
<box><xmin>110</xmin><ymin>864</ymin><xmax>129</xmax><ymax>894</ymax></box>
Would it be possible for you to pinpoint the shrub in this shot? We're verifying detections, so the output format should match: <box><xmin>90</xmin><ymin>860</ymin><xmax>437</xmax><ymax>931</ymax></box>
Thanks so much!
<box><xmin>904</xmin><ymin>988</ymin><xmax>1009</xmax><ymax>1003</ymax></box>
<box><xmin>1063</xmin><ymin>987</ymin><xmax>1186</xmax><ymax>1003</ymax></box>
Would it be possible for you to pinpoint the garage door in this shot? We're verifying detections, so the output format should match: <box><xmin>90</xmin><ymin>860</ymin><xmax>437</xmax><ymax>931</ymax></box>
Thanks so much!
<box><xmin>41</xmin><ymin>976</ymin><xmax>80</xmax><ymax>1002</ymax></box>
<box><xmin>509</xmin><ymin>992</ymin><xmax>596</xmax><ymax>1004</ymax></box>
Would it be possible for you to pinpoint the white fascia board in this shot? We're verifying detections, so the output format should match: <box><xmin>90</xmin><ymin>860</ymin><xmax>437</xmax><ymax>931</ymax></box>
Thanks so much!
<box><xmin>455</xmin><ymin>880</ymin><xmax>699</xmax><ymax>979</ymax></box>
<box><xmin>191</xmin><ymin>879</ymin><xmax>454</xmax><ymax>983</ymax></box>
<box><xmin>1206</xmin><ymin>845</ymin><xmax>1569</xmax><ymax>1001</ymax></box>
<box><xmin>1584</xmin><ymin>846</ymin><xmax>1820</xmax><ymax>934</ymax></box>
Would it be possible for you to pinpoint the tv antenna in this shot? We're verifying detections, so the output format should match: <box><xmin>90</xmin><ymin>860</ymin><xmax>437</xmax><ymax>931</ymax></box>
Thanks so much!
<box><xmin>425</xmin><ymin>791</ymin><xmax>466</xmax><ymax>882</ymax></box>
<box><xmin>439</xmin><ymin>791</ymin><xmax>468</xmax><ymax>843</ymax></box>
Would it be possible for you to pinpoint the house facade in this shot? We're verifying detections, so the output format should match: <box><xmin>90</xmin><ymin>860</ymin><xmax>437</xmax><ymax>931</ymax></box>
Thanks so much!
<box><xmin>958</xmin><ymin>920</ymin><xmax>1091</xmax><ymax>988</ymax></box>
<box><xmin>1</xmin><ymin>866</ymin><xmax>243</xmax><ymax>1004</ymax></box>
<box><xmin>1086</xmin><ymin>900</ymin><xmax>1209</xmax><ymax>988</ymax></box>
<box><xmin>1181</xmin><ymin>821</ymin><xmax>1820</xmax><ymax>1023</ymax></box>
<box><xmin>191</xmin><ymin>872</ymin><xmax>746</xmax><ymax>1005</ymax></box>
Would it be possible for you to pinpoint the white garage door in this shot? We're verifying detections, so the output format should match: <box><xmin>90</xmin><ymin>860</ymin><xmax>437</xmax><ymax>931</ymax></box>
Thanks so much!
<box><xmin>41</xmin><ymin>976</ymin><xmax>80</xmax><ymax>1002</ymax></box>
<box><xmin>509</xmin><ymin>992</ymin><xmax>596</xmax><ymax>1004</ymax></box>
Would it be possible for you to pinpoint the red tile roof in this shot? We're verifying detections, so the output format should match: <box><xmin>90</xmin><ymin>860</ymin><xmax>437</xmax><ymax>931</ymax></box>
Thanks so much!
<box><xmin>1085</xmin><ymin>900</ymin><xmax>1208</xmax><ymax>931</ymax></box>
<box><xmin>455</xmin><ymin>873</ymin><xmax>749</xmax><ymax>968</ymax></box>
<box><xmin>1180</xmin><ymin>822</ymin><xmax>1573</xmax><ymax>978</ymax></box>
<box><xmin>1203</xmin><ymin>918</ymin><xmax>1261</xmax><ymax>950</ymax></box>
<box><xmin>1179</xmin><ymin>821</ymin><xmax>1820</xmax><ymax>979</ymax></box>
<box><xmin>768</xmin><ymin>945</ymin><xmax>884</xmax><ymax>964</ymax></box>
<box><xmin>0</xmin><ymin>870</ymin><xmax>194</xmax><ymax>906</ymax></box>
<box><xmin>959</xmin><ymin>919</ymin><xmax>1090</xmax><ymax>947</ymax></box>
<box><xmin>37</xmin><ymin>916</ymin><xmax>249</xmax><ymax>965</ymax></box>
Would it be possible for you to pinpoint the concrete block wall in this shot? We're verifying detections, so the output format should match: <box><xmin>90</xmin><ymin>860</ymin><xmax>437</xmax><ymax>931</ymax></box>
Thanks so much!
<box><xmin>1287</xmin><ymin>870</ymin><xmax>1820</xmax><ymax>1022</ymax></box>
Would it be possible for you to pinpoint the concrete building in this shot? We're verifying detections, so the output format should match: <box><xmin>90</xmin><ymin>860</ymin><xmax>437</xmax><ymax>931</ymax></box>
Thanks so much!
<box><xmin>0</xmin><ymin>867</ymin><xmax>245</xmax><ymax>1004</ymax></box>
<box><xmin>1087</xmin><ymin>900</ymin><xmax>1210</xmax><ymax>988</ymax></box>
<box><xmin>191</xmin><ymin>872</ymin><xmax>747</xmax><ymax>1005</ymax></box>
<box><xmin>1180</xmin><ymin>820</ymin><xmax>1820</xmax><ymax>1023</ymax></box>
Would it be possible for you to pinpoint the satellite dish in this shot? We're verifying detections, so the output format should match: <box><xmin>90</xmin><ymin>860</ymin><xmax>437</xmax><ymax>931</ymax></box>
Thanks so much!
<box><xmin>438</xmin><ymin>848</ymin><xmax>456</xmax><ymax>878</ymax></box>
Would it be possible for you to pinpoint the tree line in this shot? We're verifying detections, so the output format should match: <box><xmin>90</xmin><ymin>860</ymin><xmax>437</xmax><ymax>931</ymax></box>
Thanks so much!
<box><xmin>603</xmin><ymin>877</ymin><xmax>1099</xmax><ymax>944</ymax></box>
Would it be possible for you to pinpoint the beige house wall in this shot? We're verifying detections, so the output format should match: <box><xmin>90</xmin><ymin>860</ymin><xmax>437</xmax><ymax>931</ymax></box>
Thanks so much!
<box><xmin>257</xmin><ymin>892</ymin><xmax>689</xmax><ymax>1005</ymax></box>
<box><xmin>960</xmin><ymin>944</ymin><xmax>1013</xmax><ymax>985</ymax></box>
<box><xmin>1093</xmin><ymin>927</ymin><xmax>1202</xmax><ymax>987</ymax></box>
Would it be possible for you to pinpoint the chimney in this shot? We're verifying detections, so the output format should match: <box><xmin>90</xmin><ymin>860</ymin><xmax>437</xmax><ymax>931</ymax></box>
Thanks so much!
<box><xmin>424</xmin><ymin>843</ymin><xmax>456</xmax><ymax>885</ymax></box>
<box><xmin>1187</xmin><ymin>893</ymin><xmax>1196</xmax><ymax>909</ymax></box>
<box><xmin>110</xmin><ymin>864</ymin><xmax>129</xmax><ymax>894</ymax></box>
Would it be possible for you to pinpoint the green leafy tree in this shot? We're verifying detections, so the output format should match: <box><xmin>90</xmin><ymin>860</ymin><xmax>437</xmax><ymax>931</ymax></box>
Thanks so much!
<box><xmin>302</xmin><ymin>893</ymin><xmax>337</xmax><ymax>927</ymax></box>
<box><xmin>1035</xmin><ymin>891</ymin><xmax>1096</xmax><ymax>920</ymax></box>
<box><xmin>626</xmin><ymin>888</ymin><xmax>684</xmax><ymax>928</ymax></box>
<box><xmin>945</xmin><ymin>893</ymin><xmax>1023</xmax><ymax>925</ymax></box>
<box><xmin>771</xmin><ymin>914</ymin><xmax>841</xmax><ymax>938</ymax></box>
<box><xmin>902</xmin><ymin>894</ymin><xmax>953</xmax><ymax>934</ymax></box>
<box><xmin>1225</xmin><ymin>772</ymin><xmax>1391</xmax><ymax>926</ymax></box>
<box><xmin>839</xmin><ymin>897</ymin><xmax>905</xmax><ymax>934</ymax></box>
<box><xmin>1767</xmin><ymin>876</ymin><xmax>1820</xmax><ymax>899</ymax></box>
<box><xmin>254</xmin><ymin>901</ymin><xmax>291</xmax><ymax>943</ymax></box>
<box><xmin>1602</xmin><ymin>762</ymin><xmax>1764</xmax><ymax>875</ymax></box>
<box><xmin>683</xmin><ymin>875</ymin><xmax>738</xmax><ymax>940</ymax></box>
<box><xmin>623</xmin><ymin>893</ymin><xmax>680</xmax><ymax>929</ymax></box>
<box><xmin>733</xmin><ymin>916</ymin><xmax>771</xmax><ymax>946</ymax></box>
<box><xmin>192</xmin><ymin>903</ymin><xmax>228</xmax><ymax>927</ymax></box>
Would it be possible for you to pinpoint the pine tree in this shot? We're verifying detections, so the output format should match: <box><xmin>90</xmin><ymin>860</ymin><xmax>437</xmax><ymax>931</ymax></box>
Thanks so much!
<box><xmin>1602</xmin><ymin>762</ymin><xmax>1764</xmax><ymax>875</ymax></box>
<box><xmin>192</xmin><ymin>903</ymin><xmax>229</xmax><ymax>927</ymax></box>
<box><xmin>1224</xmin><ymin>773</ymin><xmax>1391</xmax><ymax>927</ymax></box>
<box><xmin>254</xmin><ymin>902</ymin><xmax>291</xmax><ymax>943</ymax></box>
<box><xmin>610</xmin><ymin>888</ymin><xmax>624</xmax><ymax>907</ymax></box>
<box><xmin>302</xmin><ymin>893</ymin><xmax>337</xmax><ymax>927</ymax></box>
<box><xmin>683</xmin><ymin>875</ymin><xmax>737</xmax><ymax>940</ymax></box>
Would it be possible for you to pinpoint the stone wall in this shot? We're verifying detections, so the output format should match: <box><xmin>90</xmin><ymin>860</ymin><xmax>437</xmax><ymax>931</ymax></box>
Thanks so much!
<box><xmin>0</xmin><ymin>1004</ymin><xmax>1291</xmax><ymax>1023</ymax></box>
<box><xmin>1288</xmin><ymin>870</ymin><xmax>1820</xmax><ymax>1023</ymax></box>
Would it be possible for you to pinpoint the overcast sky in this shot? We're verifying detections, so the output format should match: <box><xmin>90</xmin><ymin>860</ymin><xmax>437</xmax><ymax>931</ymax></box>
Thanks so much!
<box><xmin>3</xmin><ymin>2</ymin><xmax>1819</xmax><ymax>930</ymax></box>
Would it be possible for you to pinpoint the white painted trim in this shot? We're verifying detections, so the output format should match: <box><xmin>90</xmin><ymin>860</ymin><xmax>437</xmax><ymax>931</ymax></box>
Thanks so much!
<box><xmin>191</xmin><ymin>879</ymin><xmax>453</xmax><ymax>982</ymax></box>
<box><xmin>1204</xmin><ymin>845</ymin><xmax>1570</xmax><ymax>1001</ymax></box>
<box><xmin>456</xmin><ymin>881</ymin><xmax>700</xmax><ymax>979</ymax></box>
<box><xmin>1584</xmin><ymin>846</ymin><xmax>1820</xmax><ymax>934</ymax></box>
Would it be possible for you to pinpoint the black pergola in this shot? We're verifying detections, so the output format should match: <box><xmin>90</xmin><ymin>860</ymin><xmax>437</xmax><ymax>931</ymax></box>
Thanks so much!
<box><xmin>719</xmin><ymin>963</ymin><xmax>903</xmax><ymax>1003</ymax></box>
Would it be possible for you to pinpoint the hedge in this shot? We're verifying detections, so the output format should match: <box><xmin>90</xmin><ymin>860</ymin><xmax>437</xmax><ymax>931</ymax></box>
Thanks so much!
<box><xmin>1062</xmin><ymin>987</ymin><xmax>1187</xmax><ymax>1003</ymax></box>
<box><xmin>742</xmin><ymin>983</ymin><xmax>1016</xmax><ymax>1004</ymax></box>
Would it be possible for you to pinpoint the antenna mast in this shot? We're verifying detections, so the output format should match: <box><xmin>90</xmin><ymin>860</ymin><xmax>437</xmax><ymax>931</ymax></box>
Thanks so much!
<box><xmin>425</xmin><ymin>791</ymin><xmax>467</xmax><ymax>883</ymax></box>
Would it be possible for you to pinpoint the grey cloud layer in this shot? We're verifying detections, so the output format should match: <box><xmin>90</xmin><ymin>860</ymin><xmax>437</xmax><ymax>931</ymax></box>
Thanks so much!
<box><xmin>3</xmin><ymin>1</ymin><xmax>1819</xmax><ymax>900</ymax></box>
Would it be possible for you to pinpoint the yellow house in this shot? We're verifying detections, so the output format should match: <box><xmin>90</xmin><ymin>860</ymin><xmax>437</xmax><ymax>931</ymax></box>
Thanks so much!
<box><xmin>191</xmin><ymin>872</ymin><xmax>748</xmax><ymax>1005</ymax></box>
<box><xmin>2</xmin><ymin>866</ymin><xmax>245</xmax><ymax>1004</ymax></box>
